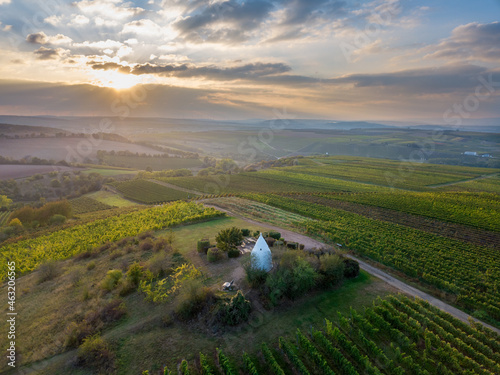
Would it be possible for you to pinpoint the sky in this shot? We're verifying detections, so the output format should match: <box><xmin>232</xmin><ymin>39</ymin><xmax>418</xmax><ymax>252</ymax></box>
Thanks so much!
<box><xmin>0</xmin><ymin>0</ymin><xmax>499</xmax><ymax>122</ymax></box>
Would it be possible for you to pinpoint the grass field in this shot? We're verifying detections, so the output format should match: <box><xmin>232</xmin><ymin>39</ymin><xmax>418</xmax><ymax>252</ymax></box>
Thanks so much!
<box><xmin>82</xmin><ymin>168</ymin><xmax>137</xmax><ymax>176</ymax></box>
<box><xmin>112</xmin><ymin>179</ymin><xmax>192</xmax><ymax>203</ymax></box>
<box><xmin>70</xmin><ymin>196</ymin><xmax>113</xmax><ymax>215</ymax></box>
<box><xmin>102</xmin><ymin>155</ymin><xmax>202</xmax><ymax>171</ymax></box>
<box><xmin>87</xmin><ymin>190</ymin><xmax>138</xmax><ymax>207</ymax></box>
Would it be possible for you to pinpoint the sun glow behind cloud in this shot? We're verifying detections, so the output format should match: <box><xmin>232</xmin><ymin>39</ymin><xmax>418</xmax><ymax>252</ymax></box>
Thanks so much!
<box><xmin>91</xmin><ymin>70</ymin><xmax>144</xmax><ymax>89</ymax></box>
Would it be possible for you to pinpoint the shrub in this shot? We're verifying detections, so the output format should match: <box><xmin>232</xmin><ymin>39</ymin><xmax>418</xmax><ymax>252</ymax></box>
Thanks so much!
<box><xmin>241</xmin><ymin>228</ymin><xmax>251</xmax><ymax>236</ymax></box>
<box><xmin>343</xmin><ymin>258</ymin><xmax>360</xmax><ymax>278</ymax></box>
<box><xmin>138</xmin><ymin>231</ymin><xmax>154</xmax><ymax>240</ymax></box>
<box><xmin>69</xmin><ymin>268</ymin><xmax>84</xmax><ymax>287</ymax></box>
<box><xmin>87</xmin><ymin>261</ymin><xmax>96</xmax><ymax>271</ymax></box>
<box><xmin>154</xmin><ymin>237</ymin><xmax>171</xmax><ymax>252</ymax></box>
<box><xmin>98</xmin><ymin>299</ymin><xmax>127</xmax><ymax>323</ymax></box>
<box><xmin>77</xmin><ymin>334</ymin><xmax>115</xmax><ymax>371</ymax></box>
<box><xmin>274</xmin><ymin>240</ymin><xmax>284</xmax><ymax>246</ymax></box>
<box><xmin>207</xmin><ymin>247</ymin><xmax>223</xmax><ymax>262</ymax></box>
<box><xmin>49</xmin><ymin>214</ymin><xmax>66</xmax><ymax>225</ymax></box>
<box><xmin>286</xmin><ymin>242</ymin><xmax>298</xmax><ymax>249</ymax></box>
<box><xmin>175</xmin><ymin>280</ymin><xmax>215</xmax><ymax>320</ymax></box>
<box><xmin>197</xmin><ymin>239</ymin><xmax>211</xmax><ymax>253</ymax></box>
<box><xmin>139</xmin><ymin>238</ymin><xmax>154</xmax><ymax>251</ymax></box>
<box><xmin>265</xmin><ymin>237</ymin><xmax>276</xmax><ymax>247</ymax></box>
<box><xmin>8</xmin><ymin>218</ymin><xmax>23</xmax><ymax>229</ymax></box>
<box><xmin>147</xmin><ymin>252</ymin><xmax>172</xmax><ymax>277</ymax></box>
<box><xmin>268</xmin><ymin>231</ymin><xmax>281</xmax><ymax>240</ymax></box>
<box><xmin>221</xmin><ymin>291</ymin><xmax>251</xmax><ymax>326</ymax></box>
<box><xmin>245</xmin><ymin>263</ymin><xmax>268</xmax><ymax>287</ymax></box>
<box><xmin>252</xmin><ymin>230</ymin><xmax>260</xmax><ymax>237</ymax></box>
<box><xmin>126</xmin><ymin>262</ymin><xmax>144</xmax><ymax>286</ymax></box>
<box><xmin>228</xmin><ymin>248</ymin><xmax>240</xmax><ymax>258</ymax></box>
<box><xmin>37</xmin><ymin>261</ymin><xmax>60</xmax><ymax>284</ymax></box>
<box><xmin>299</xmin><ymin>244</ymin><xmax>305</xmax><ymax>250</ymax></box>
<box><xmin>319</xmin><ymin>254</ymin><xmax>345</xmax><ymax>286</ymax></box>
<box><xmin>216</xmin><ymin>227</ymin><xmax>243</xmax><ymax>252</ymax></box>
<box><xmin>101</xmin><ymin>269</ymin><xmax>123</xmax><ymax>291</ymax></box>
<box><xmin>110</xmin><ymin>249</ymin><xmax>122</xmax><ymax>260</ymax></box>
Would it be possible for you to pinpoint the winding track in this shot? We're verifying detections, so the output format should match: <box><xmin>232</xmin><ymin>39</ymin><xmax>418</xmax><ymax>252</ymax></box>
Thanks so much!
<box><xmin>205</xmin><ymin>203</ymin><xmax>500</xmax><ymax>334</ymax></box>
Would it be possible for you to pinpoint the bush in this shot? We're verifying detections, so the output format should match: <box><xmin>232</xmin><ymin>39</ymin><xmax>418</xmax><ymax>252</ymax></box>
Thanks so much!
<box><xmin>274</xmin><ymin>240</ymin><xmax>284</xmax><ymax>246</ymax></box>
<box><xmin>245</xmin><ymin>264</ymin><xmax>268</xmax><ymax>287</ymax></box>
<box><xmin>253</xmin><ymin>230</ymin><xmax>260</xmax><ymax>237</ymax></box>
<box><xmin>126</xmin><ymin>262</ymin><xmax>144</xmax><ymax>285</ymax></box>
<box><xmin>216</xmin><ymin>227</ymin><xmax>243</xmax><ymax>252</ymax></box>
<box><xmin>101</xmin><ymin>269</ymin><xmax>123</xmax><ymax>291</ymax></box>
<box><xmin>319</xmin><ymin>254</ymin><xmax>345</xmax><ymax>287</ymax></box>
<box><xmin>228</xmin><ymin>248</ymin><xmax>240</xmax><ymax>258</ymax></box>
<box><xmin>265</xmin><ymin>237</ymin><xmax>276</xmax><ymax>247</ymax></box>
<box><xmin>37</xmin><ymin>261</ymin><xmax>60</xmax><ymax>284</ymax></box>
<box><xmin>147</xmin><ymin>251</ymin><xmax>172</xmax><ymax>277</ymax></box>
<box><xmin>197</xmin><ymin>239</ymin><xmax>211</xmax><ymax>254</ymax></box>
<box><xmin>154</xmin><ymin>237</ymin><xmax>171</xmax><ymax>252</ymax></box>
<box><xmin>221</xmin><ymin>291</ymin><xmax>251</xmax><ymax>326</ymax></box>
<box><xmin>175</xmin><ymin>280</ymin><xmax>215</xmax><ymax>320</ymax></box>
<box><xmin>343</xmin><ymin>258</ymin><xmax>360</xmax><ymax>278</ymax></box>
<box><xmin>268</xmin><ymin>231</ymin><xmax>281</xmax><ymax>240</ymax></box>
<box><xmin>7</xmin><ymin>218</ymin><xmax>23</xmax><ymax>229</ymax></box>
<box><xmin>77</xmin><ymin>334</ymin><xmax>115</xmax><ymax>371</ymax></box>
<box><xmin>207</xmin><ymin>247</ymin><xmax>223</xmax><ymax>262</ymax></box>
<box><xmin>139</xmin><ymin>238</ymin><xmax>154</xmax><ymax>251</ymax></box>
<box><xmin>49</xmin><ymin>214</ymin><xmax>66</xmax><ymax>225</ymax></box>
<box><xmin>87</xmin><ymin>261</ymin><xmax>96</xmax><ymax>271</ymax></box>
<box><xmin>241</xmin><ymin>228</ymin><xmax>251</xmax><ymax>236</ymax></box>
<box><xmin>286</xmin><ymin>242</ymin><xmax>298</xmax><ymax>249</ymax></box>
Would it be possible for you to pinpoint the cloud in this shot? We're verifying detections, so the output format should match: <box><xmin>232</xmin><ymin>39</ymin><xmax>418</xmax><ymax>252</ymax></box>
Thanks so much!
<box><xmin>174</xmin><ymin>0</ymin><xmax>274</xmax><ymax>43</ymax></box>
<box><xmin>34</xmin><ymin>47</ymin><xmax>62</xmax><ymax>60</ymax></box>
<box><xmin>73</xmin><ymin>39</ymin><xmax>123</xmax><ymax>50</ymax></box>
<box><xmin>423</xmin><ymin>22</ymin><xmax>500</xmax><ymax>62</ymax></box>
<box><xmin>90</xmin><ymin>61</ymin><xmax>293</xmax><ymax>81</ymax></box>
<box><xmin>0</xmin><ymin>0</ymin><xmax>11</xmax><ymax>5</ymax></box>
<box><xmin>26</xmin><ymin>32</ymin><xmax>48</xmax><ymax>44</ymax></box>
<box><xmin>44</xmin><ymin>15</ymin><xmax>63</xmax><ymax>26</ymax></box>
<box><xmin>280</xmin><ymin>0</ymin><xmax>346</xmax><ymax>26</ymax></box>
<box><xmin>121</xmin><ymin>19</ymin><xmax>166</xmax><ymax>37</ymax></box>
<box><xmin>69</xmin><ymin>14</ymin><xmax>90</xmax><ymax>26</ymax></box>
<box><xmin>75</xmin><ymin>0</ymin><xmax>144</xmax><ymax>20</ymax></box>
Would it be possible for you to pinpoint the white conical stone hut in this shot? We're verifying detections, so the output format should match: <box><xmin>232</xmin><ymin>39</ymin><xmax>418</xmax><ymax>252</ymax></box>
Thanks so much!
<box><xmin>251</xmin><ymin>233</ymin><xmax>272</xmax><ymax>272</ymax></box>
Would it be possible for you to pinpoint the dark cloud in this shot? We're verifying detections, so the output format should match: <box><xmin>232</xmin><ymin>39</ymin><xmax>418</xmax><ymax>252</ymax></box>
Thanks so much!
<box><xmin>26</xmin><ymin>32</ymin><xmax>48</xmax><ymax>44</ymax></box>
<box><xmin>424</xmin><ymin>22</ymin><xmax>500</xmax><ymax>62</ymax></box>
<box><xmin>91</xmin><ymin>61</ymin><xmax>292</xmax><ymax>81</ymax></box>
<box><xmin>174</xmin><ymin>0</ymin><xmax>274</xmax><ymax>42</ymax></box>
<box><xmin>332</xmin><ymin>64</ymin><xmax>498</xmax><ymax>94</ymax></box>
<box><xmin>33</xmin><ymin>47</ymin><xmax>60</xmax><ymax>60</ymax></box>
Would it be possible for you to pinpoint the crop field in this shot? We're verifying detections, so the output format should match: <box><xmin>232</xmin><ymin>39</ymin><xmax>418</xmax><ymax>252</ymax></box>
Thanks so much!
<box><xmin>82</xmin><ymin>167</ymin><xmax>137</xmax><ymax>176</ymax></box>
<box><xmin>0</xmin><ymin>202</ymin><xmax>223</xmax><ymax>277</ymax></box>
<box><xmin>275</xmin><ymin>156</ymin><xmax>497</xmax><ymax>190</ymax></box>
<box><xmin>243</xmin><ymin>193</ymin><xmax>500</xmax><ymax>323</ymax></box>
<box><xmin>313</xmin><ymin>191</ymin><xmax>500</xmax><ymax>232</ymax></box>
<box><xmin>69</xmin><ymin>196</ymin><xmax>113</xmax><ymax>215</ymax></box>
<box><xmin>0</xmin><ymin>164</ymin><xmax>77</xmax><ymax>180</ymax></box>
<box><xmin>202</xmin><ymin>197</ymin><xmax>311</xmax><ymax>229</ymax></box>
<box><xmin>443</xmin><ymin>175</ymin><xmax>500</xmax><ymax>194</ymax></box>
<box><xmin>102</xmin><ymin>154</ymin><xmax>202</xmax><ymax>170</ymax></box>
<box><xmin>0</xmin><ymin>211</ymin><xmax>9</xmax><ymax>226</ymax></box>
<box><xmin>0</xmin><ymin>138</ymin><xmax>163</xmax><ymax>161</ymax></box>
<box><xmin>113</xmin><ymin>179</ymin><xmax>192</xmax><ymax>203</ymax></box>
<box><xmin>87</xmin><ymin>190</ymin><xmax>137</xmax><ymax>207</ymax></box>
<box><xmin>167</xmin><ymin>170</ymin><xmax>393</xmax><ymax>195</ymax></box>
<box><xmin>143</xmin><ymin>295</ymin><xmax>500</xmax><ymax>374</ymax></box>
<box><xmin>287</xmin><ymin>193</ymin><xmax>500</xmax><ymax>248</ymax></box>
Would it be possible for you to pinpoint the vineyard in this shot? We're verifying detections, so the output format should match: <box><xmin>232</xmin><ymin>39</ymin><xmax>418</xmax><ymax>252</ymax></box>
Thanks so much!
<box><xmin>0</xmin><ymin>202</ymin><xmax>223</xmax><ymax>278</ymax></box>
<box><xmin>142</xmin><ymin>295</ymin><xmax>500</xmax><ymax>374</ymax></box>
<box><xmin>103</xmin><ymin>154</ymin><xmax>202</xmax><ymax>171</ymax></box>
<box><xmin>112</xmin><ymin>179</ymin><xmax>191</xmax><ymax>203</ymax></box>
<box><xmin>0</xmin><ymin>211</ymin><xmax>9</xmax><ymax>227</ymax></box>
<box><xmin>313</xmin><ymin>191</ymin><xmax>500</xmax><ymax>232</ymax></box>
<box><xmin>274</xmin><ymin>156</ymin><xmax>494</xmax><ymax>190</ymax></box>
<box><xmin>241</xmin><ymin>193</ymin><xmax>500</xmax><ymax>324</ymax></box>
<box><xmin>70</xmin><ymin>196</ymin><xmax>114</xmax><ymax>215</ymax></box>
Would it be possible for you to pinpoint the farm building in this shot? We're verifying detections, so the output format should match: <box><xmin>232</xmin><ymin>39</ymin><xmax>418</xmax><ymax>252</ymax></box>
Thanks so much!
<box><xmin>463</xmin><ymin>151</ymin><xmax>477</xmax><ymax>156</ymax></box>
<box><xmin>251</xmin><ymin>234</ymin><xmax>272</xmax><ymax>272</ymax></box>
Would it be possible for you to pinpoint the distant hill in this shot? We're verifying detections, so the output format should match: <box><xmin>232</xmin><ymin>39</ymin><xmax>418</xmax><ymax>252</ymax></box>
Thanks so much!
<box><xmin>257</xmin><ymin>119</ymin><xmax>394</xmax><ymax>130</ymax></box>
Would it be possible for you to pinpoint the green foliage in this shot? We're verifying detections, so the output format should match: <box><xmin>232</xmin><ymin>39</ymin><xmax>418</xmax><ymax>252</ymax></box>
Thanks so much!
<box><xmin>0</xmin><ymin>195</ymin><xmax>12</xmax><ymax>208</ymax></box>
<box><xmin>215</xmin><ymin>227</ymin><xmax>243</xmax><ymax>252</ymax></box>
<box><xmin>70</xmin><ymin>196</ymin><xmax>113</xmax><ymax>215</ymax></box>
<box><xmin>227</xmin><ymin>248</ymin><xmax>240</xmax><ymax>258</ymax></box>
<box><xmin>343</xmin><ymin>258</ymin><xmax>360</xmax><ymax>278</ymax></box>
<box><xmin>245</xmin><ymin>264</ymin><xmax>268</xmax><ymax>287</ymax></box>
<box><xmin>49</xmin><ymin>214</ymin><xmax>66</xmax><ymax>225</ymax></box>
<box><xmin>126</xmin><ymin>262</ymin><xmax>144</xmax><ymax>286</ymax></box>
<box><xmin>217</xmin><ymin>348</ymin><xmax>237</xmax><ymax>375</ymax></box>
<box><xmin>268</xmin><ymin>231</ymin><xmax>281</xmax><ymax>240</ymax></box>
<box><xmin>101</xmin><ymin>269</ymin><xmax>123</xmax><ymax>291</ymax></box>
<box><xmin>241</xmin><ymin>228</ymin><xmax>251</xmax><ymax>236</ymax></box>
<box><xmin>174</xmin><ymin>279</ymin><xmax>214</xmax><ymax>320</ymax></box>
<box><xmin>197</xmin><ymin>239</ymin><xmax>211</xmax><ymax>253</ymax></box>
<box><xmin>1</xmin><ymin>202</ymin><xmax>222</xmax><ymax>278</ymax></box>
<box><xmin>207</xmin><ymin>247</ymin><xmax>223</xmax><ymax>262</ymax></box>
<box><xmin>8</xmin><ymin>200</ymin><xmax>72</xmax><ymax>226</ymax></box>
<box><xmin>77</xmin><ymin>334</ymin><xmax>115</xmax><ymax>371</ymax></box>
<box><xmin>8</xmin><ymin>218</ymin><xmax>22</xmax><ymax>228</ymax></box>
<box><xmin>221</xmin><ymin>291</ymin><xmax>251</xmax><ymax>326</ymax></box>
<box><xmin>319</xmin><ymin>253</ymin><xmax>345</xmax><ymax>287</ymax></box>
<box><xmin>180</xmin><ymin>359</ymin><xmax>190</xmax><ymax>375</ymax></box>
<box><xmin>113</xmin><ymin>179</ymin><xmax>191</xmax><ymax>203</ymax></box>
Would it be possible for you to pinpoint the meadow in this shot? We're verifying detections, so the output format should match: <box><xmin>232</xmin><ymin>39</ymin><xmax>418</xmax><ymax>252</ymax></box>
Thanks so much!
<box><xmin>112</xmin><ymin>179</ymin><xmax>192</xmax><ymax>203</ymax></box>
<box><xmin>102</xmin><ymin>154</ymin><xmax>202</xmax><ymax>171</ymax></box>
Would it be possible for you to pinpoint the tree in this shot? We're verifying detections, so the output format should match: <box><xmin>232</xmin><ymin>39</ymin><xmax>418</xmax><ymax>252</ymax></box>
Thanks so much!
<box><xmin>215</xmin><ymin>227</ymin><xmax>243</xmax><ymax>252</ymax></box>
<box><xmin>0</xmin><ymin>195</ymin><xmax>12</xmax><ymax>208</ymax></box>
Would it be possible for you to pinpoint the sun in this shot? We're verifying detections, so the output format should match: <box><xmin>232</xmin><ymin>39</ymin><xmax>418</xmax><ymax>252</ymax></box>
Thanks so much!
<box><xmin>92</xmin><ymin>70</ymin><xmax>143</xmax><ymax>90</ymax></box>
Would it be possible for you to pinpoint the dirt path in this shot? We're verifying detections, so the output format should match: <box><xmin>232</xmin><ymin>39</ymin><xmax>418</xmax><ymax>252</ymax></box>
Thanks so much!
<box><xmin>428</xmin><ymin>173</ymin><xmax>499</xmax><ymax>188</ymax></box>
<box><xmin>205</xmin><ymin>204</ymin><xmax>500</xmax><ymax>334</ymax></box>
<box><xmin>148</xmin><ymin>179</ymin><xmax>203</xmax><ymax>195</ymax></box>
